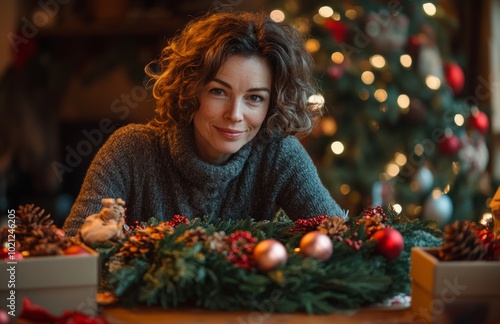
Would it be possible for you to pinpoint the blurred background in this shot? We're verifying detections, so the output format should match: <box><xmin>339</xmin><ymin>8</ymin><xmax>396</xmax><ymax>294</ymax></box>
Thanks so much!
<box><xmin>0</xmin><ymin>0</ymin><xmax>498</xmax><ymax>228</ymax></box>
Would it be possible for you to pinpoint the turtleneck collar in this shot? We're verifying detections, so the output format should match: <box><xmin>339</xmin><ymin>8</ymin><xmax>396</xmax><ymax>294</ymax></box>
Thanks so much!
<box><xmin>163</xmin><ymin>122</ymin><xmax>252</xmax><ymax>190</ymax></box>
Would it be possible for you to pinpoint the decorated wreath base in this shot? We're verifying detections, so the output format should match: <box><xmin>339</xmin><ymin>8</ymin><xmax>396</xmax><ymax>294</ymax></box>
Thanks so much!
<box><xmin>90</xmin><ymin>207</ymin><xmax>443</xmax><ymax>314</ymax></box>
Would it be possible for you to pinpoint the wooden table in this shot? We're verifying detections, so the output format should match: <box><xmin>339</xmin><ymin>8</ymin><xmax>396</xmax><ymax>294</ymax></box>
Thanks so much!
<box><xmin>102</xmin><ymin>307</ymin><xmax>415</xmax><ymax>324</ymax></box>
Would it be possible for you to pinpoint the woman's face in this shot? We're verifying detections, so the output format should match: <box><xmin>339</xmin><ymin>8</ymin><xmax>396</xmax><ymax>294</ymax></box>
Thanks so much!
<box><xmin>193</xmin><ymin>55</ymin><xmax>272</xmax><ymax>164</ymax></box>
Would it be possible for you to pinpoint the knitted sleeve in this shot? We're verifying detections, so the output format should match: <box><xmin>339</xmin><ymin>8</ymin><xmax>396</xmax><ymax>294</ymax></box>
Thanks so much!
<box><xmin>62</xmin><ymin>124</ymin><xmax>147</xmax><ymax>236</ymax></box>
<box><xmin>273</xmin><ymin>136</ymin><xmax>347</xmax><ymax>220</ymax></box>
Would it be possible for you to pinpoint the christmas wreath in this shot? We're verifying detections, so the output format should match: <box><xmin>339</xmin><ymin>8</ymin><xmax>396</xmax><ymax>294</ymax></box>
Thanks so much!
<box><xmin>86</xmin><ymin>206</ymin><xmax>444</xmax><ymax>314</ymax></box>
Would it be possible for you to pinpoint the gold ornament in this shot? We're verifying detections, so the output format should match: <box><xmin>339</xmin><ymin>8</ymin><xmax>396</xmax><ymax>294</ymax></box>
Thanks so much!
<box><xmin>299</xmin><ymin>231</ymin><xmax>333</xmax><ymax>261</ymax></box>
<box><xmin>253</xmin><ymin>239</ymin><xmax>288</xmax><ymax>272</ymax></box>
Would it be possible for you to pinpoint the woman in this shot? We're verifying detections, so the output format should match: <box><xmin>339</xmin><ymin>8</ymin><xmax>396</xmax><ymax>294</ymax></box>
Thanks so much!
<box><xmin>62</xmin><ymin>11</ymin><xmax>346</xmax><ymax>236</ymax></box>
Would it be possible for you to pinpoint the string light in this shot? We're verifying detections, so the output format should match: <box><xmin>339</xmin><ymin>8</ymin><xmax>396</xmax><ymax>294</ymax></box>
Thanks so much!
<box><xmin>305</xmin><ymin>39</ymin><xmax>321</xmax><ymax>53</ymax></box>
<box><xmin>361</xmin><ymin>71</ymin><xmax>375</xmax><ymax>85</ymax></box>
<box><xmin>423</xmin><ymin>3</ymin><xmax>437</xmax><ymax>16</ymax></box>
<box><xmin>397</xmin><ymin>94</ymin><xmax>410</xmax><ymax>109</ymax></box>
<box><xmin>400</xmin><ymin>54</ymin><xmax>412</xmax><ymax>68</ymax></box>
<box><xmin>454</xmin><ymin>114</ymin><xmax>465</xmax><ymax>126</ymax></box>
<box><xmin>312</xmin><ymin>14</ymin><xmax>325</xmax><ymax>25</ymax></box>
<box><xmin>270</xmin><ymin>10</ymin><xmax>285</xmax><ymax>22</ymax></box>
<box><xmin>414</xmin><ymin>144</ymin><xmax>424</xmax><ymax>156</ymax></box>
<box><xmin>340</xmin><ymin>184</ymin><xmax>351</xmax><ymax>195</ymax></box>
<box><xmin>392</xmin><ymin>204</ymin><xmax>402</xmax><ymax>214</ymax></box>
<box><xmin>345</xmin><ymin>9</ymin><xmax>357</xmax><ymax>20</ymax></box>
<box><xmin>321</xmin><ymin>117</ymin><xmax>337</xmax><ymax>136</ymax></box>
<box><xmin>394</xmin><ymin>152</ymin><xmax>407</xmax><ymax>166</ymax></box>
<box><xmin>318</xmin><ymin>6</ymin><xmax>334</xmax><ymax>18</ymax></box>
<box><xmin>359</xmin><ymin>89</ymin><xmax>370</xmax><ymax>100</ymax></box>
<box><xmin>374</xmin><ymin>89</ymin><xmax>388</xmax><ymax>102</ymax></box>
<box><xmin>425</xmin><ymin>75</ymin><xmax>441</xmax><ymax>90</ymax></box>
<box><xmin>386</xmin><ymin>163</ymin><xmax>400</xmax><ymax>177</ymax></box>
<box><xmin>330</xmin><ymin>141</ymin><xmax>344</xmax><ymax>154</ymax></box>
<box><xmin>308</xmin><ymin>94</ymin><xmax>325</xmax><ymax>110</ymax></box>
<box><xmin>480</xmin><ymin>213</ymin><xmax>492</xmax><ymax>226</ymax></box>
<box><xmin>331</xmin><ymin>52</ymin><xmax>344</xmax><ymax>64</ymax></box>
<box><xmin>369</xmin><ymin>55</ymin><xmax>386</xmax><ymax>68</ymax></box>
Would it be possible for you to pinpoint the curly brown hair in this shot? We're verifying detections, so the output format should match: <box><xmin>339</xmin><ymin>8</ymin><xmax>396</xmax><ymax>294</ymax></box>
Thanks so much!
<box><xmin>146</xmin><ymin>11</ymin><xmax>324</xmax><ymax>137</ymax></box>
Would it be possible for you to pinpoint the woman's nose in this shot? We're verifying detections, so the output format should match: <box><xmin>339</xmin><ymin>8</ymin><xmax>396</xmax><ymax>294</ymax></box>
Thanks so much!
<box><xmin>224</xmin><ymin>99</ymin><xmax>243</xmax><ymax>122</ymax></box>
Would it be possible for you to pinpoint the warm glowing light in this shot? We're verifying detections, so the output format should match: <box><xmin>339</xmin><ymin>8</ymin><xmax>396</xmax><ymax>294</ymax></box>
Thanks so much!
<box><xmin>392</xmin><ymin>204</ymin><xmax>402</xmax><ymax>214</ymax></box>
<box><xmin>480</xmin><ymin>213</ymin><xmax>493</xmax><ymax>226</ymax></box>
<box><xmin>374</xmin><ymin>89</ymin><xmax>388</xmax><ymax>102</ymax></box>
<box><xmin>361</xmin><ymin>71</ymin><xmax>375</xmax><ymax>85</ymax></box>
<box><xmin>359</xmin><ymin>89</ymin><xmax>370</xmax><ymax>100</ymax></box>
<box><xmin>423</xmin><ymin>3</ymin><xmax>437</xmax><ymax>16</ymax></box>
<box><xmin>452</xmin><ymin>161</ymin><xmax>460</xmax><ymax>175</ymax></box>
<box><xmin>331</xmin><ymin>52</ymin><xmax>344</xmax><ymax>64</ymax></box>
<box><xmin>318</xmin><ymin>6</ymin><xmax>334</xmax><ymax>18</ymax></box>
<box><xmin>321</xmin><ymin>117</ymin><xmax>337</xmax><ymax>136</ymax></box>
<box><xmin>270</xmin><ymin>10</ymin><xmax>285</xmax><ymax>22</ymax></box>
<box><xmin>369</xmin><ymin>55</ymin><xmax>386</xmax><ymax>68</ymax></box>
<box><xmin>431</xmin><ymin>188</ymin><xmax>442</xmax><ymax>199</ymax></box>
<box><xmin>331</xmin><ymin>141</ymin><xmax>345</xmax><ymax>154</ymax></box>
<box><xmin>397</xmin><ymin>94</ymin><xmax>410</xmax><ymax>109</ymax></box>
<box><xmin>400</xmin><ymin>54</ymin><xmax>412</xmax><ymax>68</ymax></box>
<box><xmin>394</xmin><ymin>152</ymin><xmax>407</xmax><ymax>166</ymax></box>
<box><xmin>414</xmin><ymin>144</ymin><xmax>424</xmax><ymax>156</ymax></box>
<box><xmin>305</xmin><ymin>39</ymin><xmax>321</xmax><ymax>53</ymax></box>
<box><xmin>454</xmin><ymin>114</ymin><xmax>465</xmax><ymax>126</ymax></box>
<box><xmin>425</xmin><ymin>75</ymin><xmax>441</xmax><ymax>90</ymax></box>
<box><xmin>443</xmin><ymin>184</ymin><xmax>450</xmax><ymax>194</ymax></box>
<box><xmin>345</xmin><ymin>9</ymin><xmax>357</xmax><ymax>20</ymax></box>
<box><xmin>332</xmin><ymin>12</ymin><xmax>341</xmax><ymax>21</ymax></box>
<box><xmin>308</xmin><ymin>94</ymin><xmax>325</xmax><ymax>110</ymax></box>
<box><xmin>340</xmin><ymin>184</ymin><xmax>351</xmax><ymax>195</ymax></box>
<box><xmin>312</xmin><ymin>14</ymin><xmax>325</xmax><ymax>25</ymax></box>
<box><xmin>386</xmin><ymin>163</ymin><xmax>400</xmax><ymax>177</ymax></box>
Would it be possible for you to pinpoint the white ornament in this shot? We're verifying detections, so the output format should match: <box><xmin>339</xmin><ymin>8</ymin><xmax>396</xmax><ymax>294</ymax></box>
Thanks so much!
<box><xmin>422</xmin><ymin>193</ymin><xmax>453</xmax><ymax>227</ymax></box>
<box><xmin>415</xmin><ymin>166</ymin><xmax>434</xmax><ymax>193</ymax></box>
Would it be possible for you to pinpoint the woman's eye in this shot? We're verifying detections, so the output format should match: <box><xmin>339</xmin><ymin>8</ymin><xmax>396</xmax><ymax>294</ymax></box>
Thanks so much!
<box><xmin>249</xmin><ymin>94</ymin><xmax>264</xmax><ymax>103</ymax></box>
<box><xmin>209</xmin><ymin>88</ymin><xmax>225</xmax><ymax>96</ymax></box>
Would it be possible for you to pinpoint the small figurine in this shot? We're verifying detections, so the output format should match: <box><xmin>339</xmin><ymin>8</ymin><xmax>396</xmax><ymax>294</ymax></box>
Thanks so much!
<box><xmin>79</xmin><ymin>198</ymin><xmax>126</xmax><ymax>245</ymax></box>
<box><xmin>489</xmin><ymin>187</ymin><xmax>500</xmax><ymax>237</ymax></box>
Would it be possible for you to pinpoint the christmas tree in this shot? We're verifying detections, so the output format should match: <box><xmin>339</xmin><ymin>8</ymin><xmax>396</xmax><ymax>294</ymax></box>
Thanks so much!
<box><xmin>263</xmin><ymin>0</ymin><xmax>490</xmax><ymax>226</ymax></box>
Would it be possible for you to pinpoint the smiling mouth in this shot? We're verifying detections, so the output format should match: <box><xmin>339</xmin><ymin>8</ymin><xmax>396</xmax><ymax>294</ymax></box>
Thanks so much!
<box><xmin>215</xmin><ymin>127</ymin><xmax>245</xmax><ymax>139</ymax></box>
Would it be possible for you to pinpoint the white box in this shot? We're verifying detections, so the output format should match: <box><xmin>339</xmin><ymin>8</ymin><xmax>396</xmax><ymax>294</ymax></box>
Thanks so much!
<box><xmin>0</xmin><ymin>250</ymin><xmax>98</xmax><ymax>317</ymax></box>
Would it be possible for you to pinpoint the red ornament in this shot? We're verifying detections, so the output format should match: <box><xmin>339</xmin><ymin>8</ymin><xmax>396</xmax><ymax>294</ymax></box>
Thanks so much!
<box><xmin>469</xmin><ymin>110</ymin><xmax>489</xmax><ymax>134</ymax></box>
<box><xmin>372</xmin><ymin>228</ymin><xmax>404</xmax><ymax>260</ymax></box>
<box><xmin>439</xmin><ymin>134</ymin><xmax>461</xmax><ymax>156</ymax></box>
<box><xmin>476</xmin><ymin>228</ymin><xmax>500</xmax><ymax>261</ymax></box>
<box><xmin>323</xmin><ymin>19</ymin><xmax>349</xmax><ymax>43</ymax></box>
<box><xmin>444</xmin><ymin>62</ymin><xmax>465</xmax><ymax>95</ymax></box>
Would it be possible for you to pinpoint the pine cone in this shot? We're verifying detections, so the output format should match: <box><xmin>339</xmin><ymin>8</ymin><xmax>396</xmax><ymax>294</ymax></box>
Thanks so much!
<box><xmin>15</xmin><ymin>204</ymin><xmax>54</xmax><ymax>239</ymax></box>
<box><xmin>439</xmin><ymin>221</ymin><xmax>487</xmax><ymax>261</ymax></box>
<box><xmin>318</xmin><ymin>216</ymin><xmax>348</xmax><ymax>238</ymax></box>
<box><xmin>206</xmin><ymin>231</ymin><xmax>227</xmax><ymax>252</ymax></box>
<box><xmin>13</xmin><ymin>204</ymin><xmax>72</xmax><ymax>256</ymax></box>
<box><xmin>117</xmin><ymin>223</ymin><xmax>172</xmax><ymax>261</ymax></box>
<box><xmin>356</xmin><ymin>209</ymin><xmax>386</xmax><ymax>237</ymax></box>
<box><xmin>176</xmin><ymin>226</ymin><xmax>207</xmax><ymax>246</ymax></box>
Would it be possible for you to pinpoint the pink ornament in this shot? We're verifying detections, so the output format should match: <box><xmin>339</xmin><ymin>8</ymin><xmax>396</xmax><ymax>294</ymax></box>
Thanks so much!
<box><xmin>253</xmin><ymin>239</ymin><xmax>288</xmax><ymax>272</ymax></box>
<box><xmin>299</xmin><ymin>231</ymin><xmax>333</xmax><ymax>261</ymax></box>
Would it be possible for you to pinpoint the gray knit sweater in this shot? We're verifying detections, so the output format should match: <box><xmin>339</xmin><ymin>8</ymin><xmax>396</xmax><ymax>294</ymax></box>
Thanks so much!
<box><xmin>62</xmin><ymin>123</ymin><xmax>346</xmax><ymax>236</ymax></box>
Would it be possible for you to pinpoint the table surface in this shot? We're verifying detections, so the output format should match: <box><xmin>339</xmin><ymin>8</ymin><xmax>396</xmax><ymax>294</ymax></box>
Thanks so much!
<box><xmin>102</xmin><ymin>306</ymin><xmax>416</xmax><ymax>324</ymax></box>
